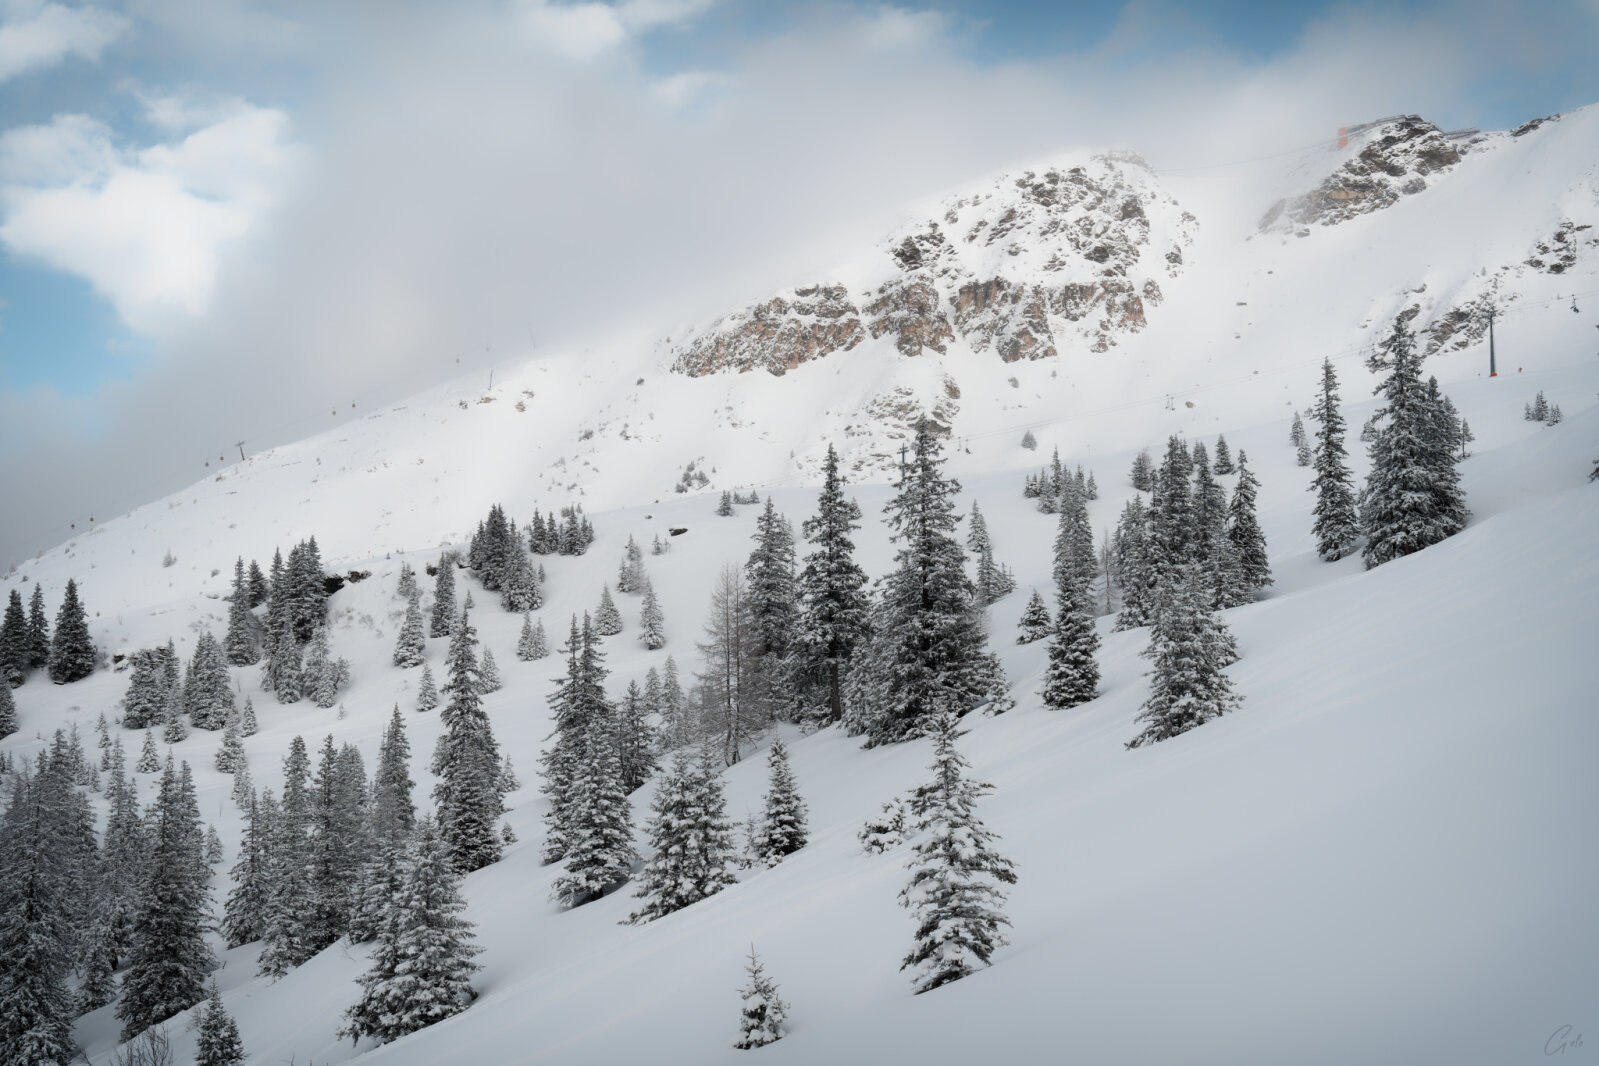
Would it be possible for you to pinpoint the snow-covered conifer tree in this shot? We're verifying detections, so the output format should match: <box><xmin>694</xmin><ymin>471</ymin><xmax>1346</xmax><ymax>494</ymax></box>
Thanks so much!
<box><xmin>899</xmin><ymin>711</ymin><xmax>1016</xmax><ymax>994</ymax></box>
<box><xmin>430</xmin><ymin>553</ymin><xmax>457</xmax><ymax>638</ymax></box>
<box><xmin>477</xmin><ymin>646</ymin><xmax>502</xmax><ymax>693</ymax></box>
<box><xmin>552</xmin><ymin>707</ymin><xmax>637</xmax><ymax>908</ymax></box>
<box><xmin>416</xmin><ymin>663</ymin><xmax>438</xmax><ymax>712</ymax></box>
<box><xmin>717</xmin><ymin>490</ymin><xmax>735</xmax><ymax>516</ymax></box>
<box><xmin>223</xmin><ymin>789</ymin><xmax>272</xmax><ymax>948</ymax></box>
<box><xmin>1015</xmin><ymin>589</ymin><xmax>1052</xmax><ymax>644</ymax></box>
<box><xmin>626</xmin><ymin>753</ymin><xmax>738</xmax><ymax>923</ymax></box>
<box><xmin>25</xmin><ymin>583</ymin><xmax>50</xmax><ymax>671</ymax></box>
<box><xmin>47</xmin><ymin>578</ymin><xmax>95</xmax><ymax>684</ymax></box>
<box><xmin>224</xmin><ymin>558</ymin><xmax>260</xmax><ymax>666</ymax></box>
<box><xmin>0</xmin><ymin>681</ymin><xmax>14</xmax><ymax>740</ymax></box>
<box><xmin>616</xmin><ymin>680</ymin><xmax>657</xmax><ymax>793</ymax></box>
<box><xmin>215</xmin><ymin>715</ymin><xmax>245</xmax><ymax>774</ymax></box>
<box><xmin>1361</xmin><ymin>315</ymin><xmax>1469</xmax><ymax>568</ymax></box>
<box><xmin>0</xmin><ymin>588</ymin><xmax>29</xmax><ymax>687</ymax></box>
<box><xmin>239</xmin><ymin>696</ymin><xmax>258</xmax><ymax>737</ymax></box>
<box><xmin>117</xmin><ymin>759</ymin><xmax>213</xmax><ymax>1039</ymax></box>
<box><xmin>639</xmin><ymin>580</ymin><xmax>666</xmax><ymax>650</ymax></box>
<box><xmin>301</xmin><ymin>625</ymin><xmax>349</xmax><ymax>708</ymax></box>
<box><xmin>867</xmin><ymin>421</ymin><xmax>989</xmax><ymax>744</ymax></box>
<box><xmin>795</xmin><ymin>443</ymin><xmax>870</xmax><ymax>725</ymax></box>
<box><xmin>136</xmin><ymin>730</ymin><xmax>161</xmax><ymax>773</ymax></box>
<box><xmin>517</xmin><ymin>612</ymin><xmax>548</xmax><ymax>660</ymax></box>
<box><xmin>431</xmin><ymin>611</ymin><xmax>504</xmax><ymax>871</ymax></box>
<box><xmin>733</xmin><ymin>947</ymin><xmax>788</xmax><ymax>1049</ymax></box>
<box><xmin>185</xmin><ymin>631</ymin><xmax>235</xmax><ymax>729</ymax></box>
<box><xmin>750</xmin><ymin>739</ymin><xmax>807</xmax><ymax>866</ymax></box>
<box><xmin>1040</xmin><ymin>576</ymin><xmax>1099</xmax><ymax>710</ymax></box>
<box><xmin>339</xmin><ymin>818</ymin><xmax>481</xmax><ymax>1046</ymax></box>
<box><xmin>393</xmin><ymin>586</ymin><xmax>426</xmax><ymax>667</ymax></box>
<box><xmin>1213</xmin><ymin>434</ymin><xmax>1234</xmax><ymax>475</ymax></box>
<box><xmin>1127</xmin><ymin>565</ymin><xmax>1241</xmax><ymax>748</ymax></box>
<box><xmin>195</xmin><ymin>982</ymin><xmax>245</xmax><ymax>1066</ymax></box>
<box><xmin>0</xmin><ymin>767</ymin><xmax>79</xmax><ymax>1065</ymax></box>
<box><xmin>1308</xmin><ymin>358</ymin><xmax>1361</xmax><ymax>561</ymax></box>
<box><xmin>594</xmin><ymin>584</ymin><xmax>623</xmax><ymax>637</ymax></box>
<box><xmin>1227</xmin><ymin>451</ymin><xmax>1273</xmax><ymax>595</ymax></box>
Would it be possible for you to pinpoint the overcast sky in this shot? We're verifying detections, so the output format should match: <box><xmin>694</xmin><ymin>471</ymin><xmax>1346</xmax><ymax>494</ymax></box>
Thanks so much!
<box><xmin>1</xmin><ymin>0</ymin><xmax>1596</xmax><ymax>562</ymax></box>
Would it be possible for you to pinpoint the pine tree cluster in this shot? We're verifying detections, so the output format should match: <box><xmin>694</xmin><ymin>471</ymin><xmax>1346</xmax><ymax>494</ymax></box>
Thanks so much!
<box><xmin>469</xmin><ymin>503</ymin><xmax>544</xmax><ymax>611</ymax></box>
<box><xmin>528</xmin><ymin>504</ymin><xmax>595</xmax><ymax>556</ymax></box>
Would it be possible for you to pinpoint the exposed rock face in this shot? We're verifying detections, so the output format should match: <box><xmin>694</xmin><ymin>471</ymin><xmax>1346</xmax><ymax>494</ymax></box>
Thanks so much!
<box><xmin>672</xmin><ymin>285</ymin><xmax>863</xmax><ymax>377</ymax></box>
<box><xmin>865</xmin><ymin>278</ymin><xmax>954</xmax><ymax>356</ymax></box>
<box><xmin>1261</xmin><ymin>117</ymin><xmax>1464</xmax><ymax>232</ymax></box>
<box><xmin>670</xmin><ymin>152</ymin><xmax>1194</xmax><ymax>375</ymax></box>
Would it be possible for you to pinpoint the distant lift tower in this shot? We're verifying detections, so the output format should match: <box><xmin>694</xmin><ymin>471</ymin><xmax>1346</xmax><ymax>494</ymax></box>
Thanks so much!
<box><xmin>1487</xmin><ymin>308</ymin><xmax>1497</xmax><ymax>377</ymax></box>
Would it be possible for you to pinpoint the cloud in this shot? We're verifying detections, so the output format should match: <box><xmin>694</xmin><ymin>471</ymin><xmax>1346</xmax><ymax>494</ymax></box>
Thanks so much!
<box><xmin>0</xmin><ymin>1</ymin><xmax>126</xmax><ymax>83</ymax></box>
<box><xmin>0</xmin><ymin>0</ymin><xmax>1596</xmax><ymax>561</ymax></box>
<box><xmin>518</xmin><ymin>0</ymin><xmax>717</xmax><ymax>59</ymax></box>
<box><xmin>0</xmin><ymin>102</ymin><xmax>296</xmax><ymax>332</ymax></box>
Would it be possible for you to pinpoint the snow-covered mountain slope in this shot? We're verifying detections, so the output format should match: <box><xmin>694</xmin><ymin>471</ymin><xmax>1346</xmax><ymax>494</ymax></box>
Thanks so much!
<box><xmin>2</xmin><ymin>105</ymin><xmax>1597</xmax><ymax>1066</ymax></box>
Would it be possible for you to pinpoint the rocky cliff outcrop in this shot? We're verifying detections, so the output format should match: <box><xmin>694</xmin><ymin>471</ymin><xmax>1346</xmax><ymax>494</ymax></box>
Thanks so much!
<box><xmin>1261</xmin><ymin>117</ymin><xmax>1465</xmax><ymax>233</ymax></box>
<box><xmin>671</xmin><ymin>152</ymin><xmax>1194</xmax><ymax>376</ymax></box>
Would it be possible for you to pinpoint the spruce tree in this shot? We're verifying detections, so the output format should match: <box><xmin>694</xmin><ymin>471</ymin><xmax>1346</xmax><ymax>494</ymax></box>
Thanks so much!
<box><xmin>393</xmin><ymin>586</ymin><xmax>426</xmax><ymax>667</ymax></box>
<box><xmin>155</xmin><ymin>672</ymin><xmax>186</xmax><ymax>743</ymax></box>
<box><xmin>1309</xmin><ymin>358</ymin><xmax>1361</xmax><ymax>561</ymax></box>
<box><xmin>1015</xmin><ymin>589</ymin><xmax>1052</xmax><ymax>644</ymax></box>
<box><xmin>659</xmin><ymin>656</ymin><xmax>689</xmax><ymax>749</ymax></box>
<box><xmin>540</xmin><ymin>616</ymin><xmax>608</xmax><ymax>863</ymax></box>
<box><xmin>0</xmin><ymin>769</ymin><xmax>78</xmax><ymax>1066</ymax></box>
<box><xmin>185</xmin><ymin>631</ymin><xmax>235</xmax><ymax>729</ymax></box>
<box><xmin>1228</xmin><ymin>451</ymin><xmax>1273</xmax><ymax>595</ymax></box>
<box><xmin>224</xmin><ymin>558</ymin><xmax>260</xmax><ymax>666</ymax></box>
<box><xmin>260</xmin><ymin>606</ymin><xmax>303</xmax><ymax>704</ymax></box>
<box><xmin>717</xmin><ymin>490</ymin><xmax>735</xmax><ymax>516</ymax></box>
<box><xmin>340</xmin><ymin>818</ymin><xmax>482</xmax><ymax>1046</ymax></box>
<box><xmin>215</xmin><ymin>715</ymin><xmax>245</xmax><ymax>774</ymax></box>
<box><xmin>477</xmin><ymin>646</ymin><xmax>502</xmax><ymax>694</ymax></box>
<box><xmin>416</xmin><ymin>663</ymin><xmax>439</xmax><ymax>712</ymax></box>
<box><xmin>47</xmin><ymin>578</ymin><xmax>95</xmax><ymax>684</ymax></box>
<box><xmin>431</xmin><ymin>611</ymin><xmax>505</xmax><ymax>871</ymax></box>
<box><xmin>195</xmin><ymin>982</ymin><xmax>245</xmax><ymax>1066</ymax></box>
<box><xmin>239</xmin><ymin>696</ymin><xmax>258</xmax><ymax>736</ymax></box>
<box><xmin>616</xmin><ymin>680</ymin><xmax>658</xmax><ymax>793</ymax></box>
<box><xmin>626</xmin><ymin>753</ymin><xmax>739</xmax><ymax>923</ymax></box>
<box><xmin>639</xmin><ymin>580</ymin><xmax>667</xmax><ymax>650</ymax></box>
<box><xmin>795</xmin><ymin>444</ymin><xmax>871</xmax><ymax>725</ymax></box>
<box><xmin>352</xmin><ymin>709</ymin><xmax>416</xmax><ymax>944</ymax></box>
<box><xmin>430</xmin><ymin>553</ymin><xmax>457</xmax><ymax>638</ymax></box>
<box><xmin>1361</xmin><ymin>315</ymin><xmax>1469</xmax><ymax>567</ymax></box>
<box><xmin>247</xmin><ymin>559</ymin><xmax>269</xmax><ymax>607</ymax></box>
<box><xmin>1040</xmin><ymin>576</ymin><xmax>1099</xmax><ymax>710</ymax></box>
<box><xmin>868</xmin><ymin>420</ymin><xmax>990</xmax><ymax>744</ymax></box>
<box><xmin>0</xmin><ymin>681</ymin><xmax>16</xmax><ymax>740</ymax></box>
<box><xmin>552</xmin><ymin>708</ymin><xmax>637</xmax><ymax>908</ymax></box>
<box><xmin>1213</xmin><ymin>434</ymin><xmax>1234</xmax><ymax>475</ymax></box>
<box><xmin>26</xmin><ymin>583</ymin><xmax>50</xmax><ymax>671</ymax></box>
<box><xmin>1112</xmin><ymin>497</ymin><xmax>1157</xmax><ymax>631</ymax></box>
<box><xmin>222</xmin><ymin>789</ymin><xmax>272</xmax><ymax>948</ymax></box>
<box><xmin>258</xmin><ymin>738</ymin><xmax>318</xmax><ymax>976</ymax></box>
<box><xmin>117</xmin><ymin>759</ymin><xmax>213</xmax><ymax>1040</ymax></box>
<box><xmin>136</xmin><ymin>730</ymin><xmax>161</xmax><ymax>773</ymax></box>
<box><xmin>301</xmin><ymin>625</ymin><xmax>349</xmax><ymax>708</ymax></box>
<box><xmin>745</xmin><ymin>499</ymin><xmax>799</xmax><ymax>707</ymax></box>
<box><xmin>517</xmin><ymin>612</ymin><xmax>548</xmax><ymax>660</ymax></box>
<box><xmin>750</xmin><ymin>739</ymin><xmax>808</xmax><ymax>867</ymax></box>
<box><xmin>733</xmin><ymin>947</ymin><xmax>789</xmax><ymax>1049</ymax></box>
<box><xmin>0</xmin><ymin>588</ymin><xmax>28</xmax><ymax>686</ymax></box>
<box><xmin>1129</xmin><ymin>449</ymin><xmax>1155</xmax><ymax>491</ymax></box>
<box><xmin>1127</xmin><ymin>565</ymin><xmax>1241</xmax><ymax>748</ymax></box>
<box><xmin>594</xmin><ymin>584</ymin><xmax>624</xmax><ymax>636</ymax></box>
<box><xmin>899</xmin><ymin>711</ymin><xmax>1016</xmax><ymax>994</ymax></box>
